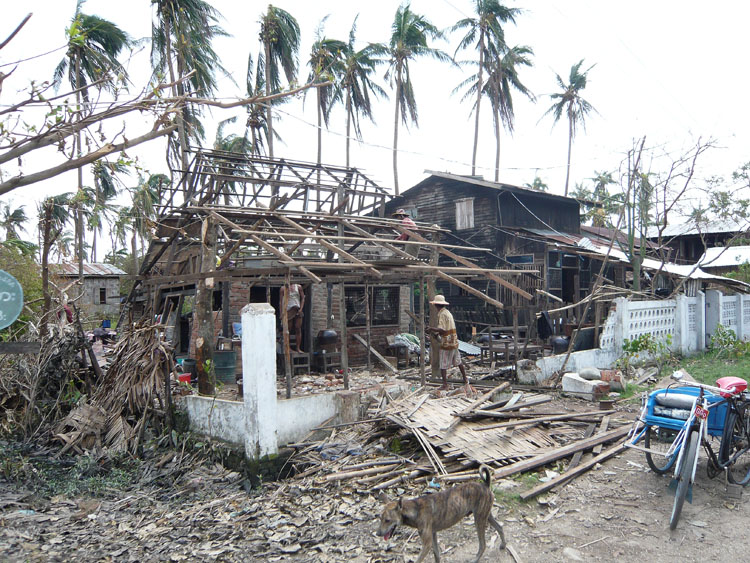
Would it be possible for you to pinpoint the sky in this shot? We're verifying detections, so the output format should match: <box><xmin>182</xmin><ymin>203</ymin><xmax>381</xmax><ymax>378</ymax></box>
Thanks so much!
<box><xmin>2</xmin><ymin>0</ymin><xmax>750</xmax><ymax>242</ymax></box>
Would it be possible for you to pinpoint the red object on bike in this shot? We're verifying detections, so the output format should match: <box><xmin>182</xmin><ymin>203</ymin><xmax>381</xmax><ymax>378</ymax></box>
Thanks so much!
<box><xmin>716</xmin><ymin>376</ymin><xmax>748</xmax><ymax>397</ymax></box>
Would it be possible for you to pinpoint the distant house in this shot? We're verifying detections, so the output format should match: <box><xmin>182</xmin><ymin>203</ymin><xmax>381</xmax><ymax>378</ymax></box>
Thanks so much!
<box><xmin>51</xmin><ymin>262</ymin><xmax>125</xmax><ymax>323</ymax></box>
<box><xmin>647</xmin><ymin>219</ymin><xmax>750</xmax><ymax>264</ymax></box>
<box><xmin>698</xmin><ymin>246</ymin><xmax>750</xmax><ymax>276</ymax></box>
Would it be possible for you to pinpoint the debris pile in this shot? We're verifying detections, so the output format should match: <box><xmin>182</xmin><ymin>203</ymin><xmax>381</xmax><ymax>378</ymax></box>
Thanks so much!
<box><xmin>0</xmin><ymin>324</ymin><xmax>88</xmax><ymax>438</ymax></box>
<box><xmin>54</xmin><ymin>321</ymin><xmax>174</xmax><ymax>455</ymax></box>
<box><xmin>287</xmin><ymin>383</ymin><xmax>631</xmax><ymax>499</ymax></box>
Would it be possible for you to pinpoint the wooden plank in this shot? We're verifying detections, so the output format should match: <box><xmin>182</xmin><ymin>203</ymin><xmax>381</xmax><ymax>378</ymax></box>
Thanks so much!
<box><xmin>519</xmin><ymin>441</ymin><xmax>627</xmax><ymax>501</ymax></box>
<box><xmin>444</xmin><ymin>381</ymin><xmax>511</xmax><ymax>431</ymax></box>
<box><xmin>592</xmin><ymin>415</ymin><xmax>610</xmax><ymax>455</ymax></box>
<box><xmin>352</xmin><ymin>333</ymin><xmax>397</xmax><ymax>373</ymax></box>
<box><xmin>568</xmin><ymin>423</ymin><xmax>596</xmax><ymax>469</ymax></box>
<box><xmin>0</xmin><ymin>341</ymin><xmax>41</xmax><ymax>354</ymax></box>
<box><xmin>435</xmin><ymin>271</ymin><xmax>504</xmax><ymax>309</ymax></box>
<box><xmin>475</xmin><ymin>410</ymin><xmax>614</xmax><ymax>431</ymax></box>
<box><xmin>492</xmin><ymin>425</ymin><xmax>630</xmax><ymax>480</ymax></box>
<box><xmin>398</xmin><ymin>227</ymin><xmax>533</xmax><ymax>300</ymax></box>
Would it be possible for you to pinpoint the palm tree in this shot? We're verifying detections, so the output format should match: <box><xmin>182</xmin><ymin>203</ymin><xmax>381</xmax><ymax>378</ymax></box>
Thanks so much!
<box><xmin>543</xmin><ymin>59</ymin><xmax>597</xmax><ymax>197</ymax></box>
<box><xmin>89</xmin><ymin>160</ymin><xmax>128</xmax><ymax>262</ymax></box>
<box><xmin>452</xmin><ymin>1</ymin><xmax>520</xmax><ymax>176</ymax></box>
<box><xmin>213</xmin><ymin>117</ymin><xmax>252</xmax><ymax>204</ymax></box>
<box><xmin>151</xmin><ymin>0</ymin><xmax>229</xmax><ymax>170</ymax></box>
<box><xmin>454</xmin><ymin>41</ymin><xmax>534</xmax><ymax>181</ymax></box>
<box><xmin>487</xmin><ymin>44</ymin><xmax>534</xmax><ymax>181</ymax></box>
<box><xmin>125</xmin><ymin>175</ymin><xmax>161</xmax><ymax>273</ymax></box>
<box><xmin>54</xmin><ymin>3</ymin><xmax>131</xmax><ymax>282</ymax></box>
<box><xmin>306</xmin><ymin>20</ymin><xmax>346</xmax><ymax>170</ymax></box>
<box><xmin>385</xmin><ymin>4</ymin><xmax>450</xmax><ymax>195</ymax></box>
<box><xmin>341</xmin><ymin>17</ymin><xmax>387</xmax><ymax>169</ymax></box>
<box><xmin>38</xmin><ymin>193</ymin><xmax>72</xmax><ymax>336</ymax></box>
<box><xmin>259</xmin><ymin>5</ymin><xmax>300</xmax><ymax>160</ymax></box>
<box><xmin>0</xmin><ymin>203</ymin><xmax>28</xmax><ymax>241</ymax></box>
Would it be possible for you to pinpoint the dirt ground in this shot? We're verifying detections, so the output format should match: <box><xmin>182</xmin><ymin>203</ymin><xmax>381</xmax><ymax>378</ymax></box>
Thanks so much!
<box><xmin>2</xmin><ymin>437</ymin><xmax>748</xmax><ymax>563</ymax></box>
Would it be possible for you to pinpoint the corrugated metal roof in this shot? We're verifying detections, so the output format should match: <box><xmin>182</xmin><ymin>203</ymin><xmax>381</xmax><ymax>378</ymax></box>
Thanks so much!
<box><xmin>698</xmin><ymin>246</ymin><xmax>750</xmax><ymax>269</ymax></box>
<box><xmin>51</xmin><ymin>262</ymin><xmax>126</xmax><ymax>276</ymax></box>
<box><xmin>646</xmin><ymin>218</ymin><xmax>749</xmax><ymax>239</ymax></box>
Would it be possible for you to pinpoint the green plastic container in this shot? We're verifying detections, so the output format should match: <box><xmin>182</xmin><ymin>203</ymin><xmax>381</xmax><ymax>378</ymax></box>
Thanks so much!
<box><xmin>214</xmin><ymin>350</ymin><xmax>236</xmax><ymax>384</ymax></box>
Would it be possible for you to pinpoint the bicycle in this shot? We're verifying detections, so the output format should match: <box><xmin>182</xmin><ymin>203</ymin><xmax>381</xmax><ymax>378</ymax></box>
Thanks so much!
<box><xmin>626</xmin><ymin>372</ymin><xmax>750</xmax><ymax>529</ymax></box>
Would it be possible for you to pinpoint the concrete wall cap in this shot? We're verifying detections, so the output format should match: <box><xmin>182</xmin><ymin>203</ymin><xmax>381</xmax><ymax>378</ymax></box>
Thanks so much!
<box><xmin>241</xmin><ymin>302</ymin><xmax>275</xmax><ymax>315</ymax></box>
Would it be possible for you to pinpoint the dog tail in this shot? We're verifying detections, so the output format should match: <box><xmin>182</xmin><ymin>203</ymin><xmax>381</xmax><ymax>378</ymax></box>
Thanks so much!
<box><xmin>479</xmin><ymin>464</ymin><xmax>492</xmax><ymax>487</ymax></box>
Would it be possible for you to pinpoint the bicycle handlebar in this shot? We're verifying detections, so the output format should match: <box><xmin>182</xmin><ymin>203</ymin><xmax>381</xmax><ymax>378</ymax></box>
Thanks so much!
<box><xmin>672</xmin><ymin>379</ymin><xmax>744</xmax><ymax>398</ymax></box>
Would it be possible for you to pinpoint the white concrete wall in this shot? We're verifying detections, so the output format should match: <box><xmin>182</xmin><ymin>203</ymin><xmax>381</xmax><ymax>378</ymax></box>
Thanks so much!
<box><xmin>276</xmin><ymin>394</ymin><xmax>339</xmax><ymax>446</ymax></box>
<box><xmin>182</xmin><ymin>391</ymin><xmax>356</xmax><ymax>450</ymax></box>
<box><xmin>183</xmin><ymin>396</ymin><xmax>246</xmax><ymax>446</ymax></box>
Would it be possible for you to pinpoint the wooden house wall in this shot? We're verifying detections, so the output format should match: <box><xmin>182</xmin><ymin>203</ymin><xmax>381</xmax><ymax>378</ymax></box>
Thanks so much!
<box><xmin>399</xmin><ymin>179</ymin><xmax>498</xmax><ymax>253</ymax></box>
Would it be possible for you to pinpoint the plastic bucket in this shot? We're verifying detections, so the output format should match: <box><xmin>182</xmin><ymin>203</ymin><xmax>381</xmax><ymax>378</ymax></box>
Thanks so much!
<box><xmin>214</xmin><ymin>350</ymin><xmax>236</xmax><ymax>384</ymax></box>
<box><xmin>182</xmin><ymin>359</ymin><xmax>197</xmax><ymax>383</ymax></box>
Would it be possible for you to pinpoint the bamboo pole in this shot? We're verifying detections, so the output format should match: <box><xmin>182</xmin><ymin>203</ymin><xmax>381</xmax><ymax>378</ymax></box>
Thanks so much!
<box><xmin>282</xmin><ymin>273</ymin><xmax>292</xmax><ymax>399</ymax></box>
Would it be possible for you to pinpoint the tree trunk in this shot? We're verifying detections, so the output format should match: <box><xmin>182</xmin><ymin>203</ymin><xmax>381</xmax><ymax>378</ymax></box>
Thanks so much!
<box><xmin>195</xmin><ymin>217</ymin><xmax>216</xmax><ymax>396</ymax></box>
<box><xmin>40</xmin><ymin>202</ymin><xmax>53</xmax><ymax>338</ymax></box>
<box><xmin>345</xmin><ymin>90</ymin><xmax>352</xmax><ymax>169</ymax></box>
<box><xmin>75</xmin><ymin>55</ymin><xmax>84</xmax><ymax>291</ymax></box>
<box><xmin>317</xmin><ymin>89</ymin><xmax>322</xmax><ymax>186</ymax></box>
<box><xmin>265</xmin><ymin>38</ymin><xmax>274</xmax><ymax>160</ymax></box>
<box><xmin>494</xmin><ymin>104</ymin><xmax>501</xmax><ymax>182</ymax></box>
<box><xmin>392</xmin><ymin>66</ymin><xmax>402</xmax><ymax>196</ymax></box>
<box><xmin>471</xmin><ymin>29</ymin><xmax>485</xmax><ymax>177</ymax></box>
<box><xmin>564</xmin><ymin>112</ymin><xmax>573</xmax><ymax>197</ymax></box>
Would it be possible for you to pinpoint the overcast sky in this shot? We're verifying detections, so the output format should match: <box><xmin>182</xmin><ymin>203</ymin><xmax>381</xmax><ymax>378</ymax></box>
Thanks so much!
<box><xmin>2</xmin><ymin>1</ymin><xmax>749</xmax><ymax>225</ymax></box>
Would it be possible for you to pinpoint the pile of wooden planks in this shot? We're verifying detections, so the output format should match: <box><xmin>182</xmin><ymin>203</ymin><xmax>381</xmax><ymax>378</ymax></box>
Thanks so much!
<box><xmin>287</xmin><ymin>384</ymin><xmax>631</xmax><ymax>498</ymax></box>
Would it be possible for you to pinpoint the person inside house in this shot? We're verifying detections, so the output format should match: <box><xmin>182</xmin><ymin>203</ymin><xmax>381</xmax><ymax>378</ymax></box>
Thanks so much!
<box><xmin>426</xmin><ymin>294</ymin><xmax>472</xmax><ymax>393</ymax></box>
<box><xmin>392</xmin><ymin>208</ymin><xmax>419</xmax><ymax>257</ymax></box>
<box><xmin>280</xmin><ymin>282</ymin><xmax>305</xmax><ymax>353</ymax></box>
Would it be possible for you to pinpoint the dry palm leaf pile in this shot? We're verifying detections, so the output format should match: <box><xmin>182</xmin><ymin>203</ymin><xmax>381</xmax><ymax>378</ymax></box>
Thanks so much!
<box><xmin>54</xmin><ymin>321</ymin><xmax>174</xmax><ymax>456</ymax></box>
<box><xmin>0</xmin><ymin>324</ymin><xmax>87</xmax><ymax>439</ymax></box>
<box><xmin>287</xmin><ymin>383</ymin><xmax>632</xmax><ymax>500</ymax></box>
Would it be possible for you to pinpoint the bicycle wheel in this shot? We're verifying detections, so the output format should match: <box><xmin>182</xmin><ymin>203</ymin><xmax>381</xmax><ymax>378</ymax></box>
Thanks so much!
<box><xmin>720</xmin><ymin>404</ymin><xmax>750</xmax><ymax>486</ymax></box>
<box><xmin>670</xmin><ymin>429</ymin><xmax>699</xmax><ymax>531</ymax></box>
<box><xmin>645</xmin><ymin>426</ymin><xmax>680</xmax><ymax>474</ymax></box>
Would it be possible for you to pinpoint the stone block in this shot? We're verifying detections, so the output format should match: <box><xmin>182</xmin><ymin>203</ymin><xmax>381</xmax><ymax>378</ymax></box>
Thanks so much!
<box><xmin>562</xmin><ymin>372</ymin><xmax>610</xmax><ymax>401</ymax></box>
<box><xmin>517</xmin><ymin>359</ymin><xmax>554</xmax><ymax>385</ymax></box>
<box><xmin>578</xmin><ymin>367</ymin><xmax>601</xmax><ymax>380</ymax></box>
<box><xmin>600</xmin><ymin>369</ymin><xmax>624</xmax><ymax>391</ymax></box>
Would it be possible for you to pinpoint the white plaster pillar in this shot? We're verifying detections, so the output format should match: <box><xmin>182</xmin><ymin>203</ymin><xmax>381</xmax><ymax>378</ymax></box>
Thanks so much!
<box><xmin>697</xmin><ymin>291</ymin><xmax>706</xmax><ymax>352</ymax></box>
<box><xmin>675</xmin><ymin>294</ymin><xmax>687</xmax><ymax>355</ymax></box>
<box><xmin>241</xmin><ymin>303</ymin><xmax>278</xmax><ymax>459</ymax></box>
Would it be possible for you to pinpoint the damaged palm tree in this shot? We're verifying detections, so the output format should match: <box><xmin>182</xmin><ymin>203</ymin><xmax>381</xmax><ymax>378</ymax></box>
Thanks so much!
<box><xmin>54</xmin><ymin>321</ymin><xmax>174</xmax><ymax>455</ymax></box>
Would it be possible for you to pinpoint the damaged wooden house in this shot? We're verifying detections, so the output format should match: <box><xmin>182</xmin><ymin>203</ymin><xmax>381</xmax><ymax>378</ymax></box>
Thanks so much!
<box><xmin>121</xmin><ymin>151</ymin><xmax>534</xmax><ymax>395</ymax></box>
<box><xmin>385</xmin><ymin>172</ymin><xmax>635</xmax><ymax>342</ymax></box>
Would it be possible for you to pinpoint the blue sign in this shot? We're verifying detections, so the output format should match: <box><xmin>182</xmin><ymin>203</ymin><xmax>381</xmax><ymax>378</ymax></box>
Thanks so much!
<box><xmin>0</xmin><ymin>270</ymin><xmax>24</xmax><ymax>330</ymax></box>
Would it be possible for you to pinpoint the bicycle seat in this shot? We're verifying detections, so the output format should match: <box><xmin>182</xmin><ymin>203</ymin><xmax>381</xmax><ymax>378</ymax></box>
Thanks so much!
<box><xmin>716</xmin><ymin>376</ymin><xmax>748</xmax><ymax>397</ymax></box>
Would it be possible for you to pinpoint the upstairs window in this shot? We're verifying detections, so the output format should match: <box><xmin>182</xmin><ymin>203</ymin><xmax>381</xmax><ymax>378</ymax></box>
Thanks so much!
<box><xmin>455</xmin><ymin>198</ymin><xmax>474</xmax><ymax>230</ymax></box>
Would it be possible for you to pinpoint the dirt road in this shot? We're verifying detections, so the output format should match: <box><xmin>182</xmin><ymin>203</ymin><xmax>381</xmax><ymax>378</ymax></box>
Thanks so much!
<box><xmin>1</xmin><ymin>435</ymin><xmax>748</xmax><ymax>562</ymax></box>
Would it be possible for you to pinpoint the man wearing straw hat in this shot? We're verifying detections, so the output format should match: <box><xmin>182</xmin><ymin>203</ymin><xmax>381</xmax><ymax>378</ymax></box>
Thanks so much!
<box><xmin>427</xmin><ymin>294</ymin><xmax>471</xmax><ymax>392</ymax></box>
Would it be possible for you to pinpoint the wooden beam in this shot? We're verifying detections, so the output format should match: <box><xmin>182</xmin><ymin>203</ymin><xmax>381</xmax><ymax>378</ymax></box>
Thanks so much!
<box><xmin>519</xmin><ymin>441</ymin><xmax>627</xmax><ymax>501</ymax></box>
<box><xmin>0</xmin><ymin>341</ymin><xmax>41</xmax><ymax>355</ymax></box>
<box><xmin>435</xmin><ymin>271</ymin><xmax>504</xmax><ymax>309</ymax></box>
<box><xmin>352</xmin><ymin>333</ymin><xmax>397</xmax><ymax>373</ymax></box>
<box><xmin>246</xmin><ymin>234</ymin><xmax>322</xmax><ymax>283</ymax></box>
<box><xmin>491</xmin><ymin>425</ymin><xmax>630</xmax><ymax>480</ymax></box>
<box><xmin>342</xmin><ymin>219</ymin><xmax>415</xmax><ymax>260</ymax></box>
<box><xmin>398</xmin><ymin>227</ymin><xmax>533</xmax><ymax>300</ymax></box>
<box><xmin>443</xmin><ymin>381</ymin><xmax>511</xmax><ymax>432</ymax></box>
<box><xmin>274</xmin><ymin>213</ymin><xmax>383</xmax><ymax>278</ymax></box>
<box><xmin>474</xmin><ymin>409</ymin><xmax>615</xmax><ymax>431</ymax></box>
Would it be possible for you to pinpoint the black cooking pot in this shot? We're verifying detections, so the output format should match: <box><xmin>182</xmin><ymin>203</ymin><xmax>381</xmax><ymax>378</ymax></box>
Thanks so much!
<box><xmin>317</xmin><ymin>329</ymin><xmax>338</xmax><ymax>345</ymax></box>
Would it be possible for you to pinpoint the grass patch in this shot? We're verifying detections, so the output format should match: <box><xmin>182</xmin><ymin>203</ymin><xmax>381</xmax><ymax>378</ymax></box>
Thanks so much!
<box><xmin>0</xmin><ymin>442</ymin><xmax>140</xmax><ymax>499</ymax></box>
<box><xmin>677</xmin><ymin>350</ymin><xmax>750</xmax><ymax>386</ymax></box>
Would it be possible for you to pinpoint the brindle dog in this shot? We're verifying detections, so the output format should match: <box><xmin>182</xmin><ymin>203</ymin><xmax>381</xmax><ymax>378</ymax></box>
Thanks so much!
<box><xmin>378</xmin><ymin>465</ymin><xmax>505</xmax><ymax>562</ymax></box>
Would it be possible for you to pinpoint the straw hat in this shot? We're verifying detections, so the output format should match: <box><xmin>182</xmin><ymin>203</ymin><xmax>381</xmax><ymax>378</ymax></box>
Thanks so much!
<box><xmin>430</xmin><ymin>294</ymin><xmax>449</xmax><ymax>306</ymax></box>
<box><xmin>392</xmin><ymin>208</ymin><xmax>409</xmax><ymax>217</ymax></box>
